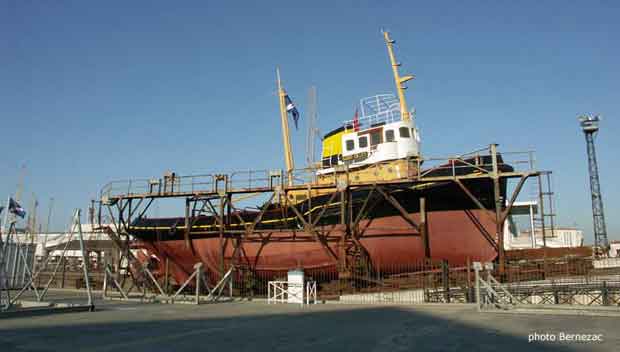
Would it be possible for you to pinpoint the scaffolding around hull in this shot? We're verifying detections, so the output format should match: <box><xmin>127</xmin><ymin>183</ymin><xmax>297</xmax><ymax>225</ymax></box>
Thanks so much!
<box><xmin>134</xmin><ymin>207</ymin><xmax>500</xmax><ymax>287</ymax></box>
<box><xmin>98</xmin><ymin>145</ymin><xmax>552</xmax><ymax>290</ymax></box>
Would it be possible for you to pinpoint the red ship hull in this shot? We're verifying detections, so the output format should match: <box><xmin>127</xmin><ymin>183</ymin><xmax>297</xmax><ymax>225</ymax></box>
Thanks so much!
<box><xmin>138</xmin><ymin>208</ymin><xmax>497</xmax><ymax>285</ymax></box>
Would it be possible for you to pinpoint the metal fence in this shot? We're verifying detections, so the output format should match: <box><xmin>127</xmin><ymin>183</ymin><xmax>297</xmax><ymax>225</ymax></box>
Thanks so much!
<box><xmin>227</xmin><ymin>256</ymin><xmax>620</xmax><ymax>306</ymax></box>
<box><xmin>1</xmin><ymin>243</ymin><xmax>36</xmax><ymax>290</ymax></box>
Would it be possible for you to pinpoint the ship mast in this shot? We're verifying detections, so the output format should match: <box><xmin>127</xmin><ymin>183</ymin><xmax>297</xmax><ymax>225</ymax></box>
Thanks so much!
<box><xmin>276</xmin><ymin>67</ymin><xmax>294</xmax><ymax>185</ymax></box>
<box><xmin>382</xmin><ymin>31</ymin><xmax>414</xmax><ymax>122</ymax></box>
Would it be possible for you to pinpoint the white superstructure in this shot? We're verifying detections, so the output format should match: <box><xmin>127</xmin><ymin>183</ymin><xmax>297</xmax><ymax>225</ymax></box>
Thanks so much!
<box><xmin>318</xmin><ymin>94</ymin><xmax>420</xmax><ymax>175</ymax></box>
<box><xmin>340</xmin><ymin>119</ymin><xmax>420</xmax><ymax>165</ymax></box>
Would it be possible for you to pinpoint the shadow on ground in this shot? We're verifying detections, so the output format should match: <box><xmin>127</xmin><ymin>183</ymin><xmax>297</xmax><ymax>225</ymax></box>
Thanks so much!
<box><xmin>0</xmin><ymin>303</ymin><xmax>613</xmax><ymax>352</ymax></box>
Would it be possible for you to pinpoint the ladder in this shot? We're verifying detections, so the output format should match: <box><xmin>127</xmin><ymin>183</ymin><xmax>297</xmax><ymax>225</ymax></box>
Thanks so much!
<box><xmin>531</xmin><ymin>172</ymin><xmax>556</xmax><ymax>247</ymax></box>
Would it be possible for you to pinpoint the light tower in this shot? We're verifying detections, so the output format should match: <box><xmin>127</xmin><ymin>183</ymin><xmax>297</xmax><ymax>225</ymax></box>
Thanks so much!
<box><xmin>579</xmin><ymin>114</ymin><xmax>609</xmax><ymax>250</ymax></box>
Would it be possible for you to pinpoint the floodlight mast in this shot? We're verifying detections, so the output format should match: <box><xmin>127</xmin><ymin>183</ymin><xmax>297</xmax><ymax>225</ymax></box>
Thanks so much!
<box><xmin>579</xmin><ymin>114</ymin><xmax>609</xmax><ymax>251</ymax></box>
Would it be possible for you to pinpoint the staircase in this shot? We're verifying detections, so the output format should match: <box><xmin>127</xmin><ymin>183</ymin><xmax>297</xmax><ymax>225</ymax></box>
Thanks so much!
<box><xmin>474</xmin><ymin>263</ymin><xmax>518</xmax><ymax>311</ymax></box>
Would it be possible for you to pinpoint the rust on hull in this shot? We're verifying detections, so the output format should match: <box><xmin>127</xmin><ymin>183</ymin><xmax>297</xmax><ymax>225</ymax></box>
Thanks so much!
<box><xmin>137</xmin><ymin>209</ymin><xmax>498</xmax><ymax>285</ymax></box>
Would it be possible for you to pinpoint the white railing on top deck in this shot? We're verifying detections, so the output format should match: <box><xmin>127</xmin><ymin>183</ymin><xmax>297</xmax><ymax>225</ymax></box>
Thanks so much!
<box><xmin>342</xmin><ymin>94</ymin><xmax>405</xmax><ymax>131</ymax></box>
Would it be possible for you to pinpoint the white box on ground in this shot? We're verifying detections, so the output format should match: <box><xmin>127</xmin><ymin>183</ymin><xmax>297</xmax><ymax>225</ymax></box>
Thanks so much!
<box><xmin>287</xmin><ymin>269</ymin><xmax>304</xmax><ymax>304</ymax></box>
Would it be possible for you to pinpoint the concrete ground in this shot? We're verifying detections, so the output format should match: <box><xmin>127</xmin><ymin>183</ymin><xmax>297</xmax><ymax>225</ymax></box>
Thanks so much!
<box><xmin>1</xmin><ymin>290</ymin><xmax>618</xmax><ymax>351</ymax></box>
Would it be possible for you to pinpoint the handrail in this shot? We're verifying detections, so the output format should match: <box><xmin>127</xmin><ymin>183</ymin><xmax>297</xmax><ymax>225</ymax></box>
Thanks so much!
<box><xmin>99</xmin><ymin>147</ymin><xmax>538</xmax><ymax>200</ymax></box>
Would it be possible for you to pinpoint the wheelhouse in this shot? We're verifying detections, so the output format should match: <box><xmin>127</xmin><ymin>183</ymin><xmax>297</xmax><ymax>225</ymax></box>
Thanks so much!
<box><xmin>320</xmin><ymin>94</ymin><xmax>420</xmax><ymax>173</ymax></box>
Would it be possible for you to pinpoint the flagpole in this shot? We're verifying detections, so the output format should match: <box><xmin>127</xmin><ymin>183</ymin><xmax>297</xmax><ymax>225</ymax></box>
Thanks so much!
<box><xmin>276</xmin><ymin>67</ymin><xmax>294</xmax><ymax>186</ymax></box>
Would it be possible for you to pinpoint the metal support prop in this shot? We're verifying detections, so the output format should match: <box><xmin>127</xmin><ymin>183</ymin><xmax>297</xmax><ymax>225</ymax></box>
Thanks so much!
<box><xmin>141</xmin><ymin>262</ymin><xmax>166</xmax><ymax>297</ymax></box>
<box><xmin>442</xmin><ymin>260</ymin><xmax>450</xmax><ymax>303</ymax></box>
<box><xmin>219</xmin><ymin>197</ymin><xmax>225</xmax><ymax>278</ymax></box>
<box><xmin>474</xmin><ymin>263</ymin><xmax>481</xmax><ymax>311</ymax></box>
<box><xmin>4</xmin><ymin>221</ymin><xmax>40</xmax><ymax>300</ymax></box>
<box><xmin>103</xmin><ymin>264</ymin><xmax>129</xmax><ymax>299</ymax></box>
<box><xmin>10</xmin><ymin>229</ymin><xmax>20</xmax><ymax>288</ymax></box>
<box><xmin>339</xmin><ymin>189</ymin><xmax>347</xmax><ymax>271</ymax></box>
<box><xmin>195</xmin><ymin>263</ymin><xmax>201</xmax><ymax>304</ymax></box>
<box><xmin>76</xmin><ymin>209</ymin><xmax>94</xmax><ymax>309</ymax></box>
<box><xmin>206</xmin><ymin>266</ymin><xmax>234</xmax><ymax>302</ymax></box>
<box><xmin>289</xmin><ymin>204</ymin><xmax>338</xmax><ymax>262</ymax></box>
<box><xmin>420</xmin><ymin>197</ymin><xmax>430</xmax><ymax>258</ymax></box>
<box><xmin>13</xmin><ymin>213</ymin><xmax>79</xmax><ymax>303</ymax></box>
<box><xmin>453</xmin><ymin>179</ymin><xmax>497</xmax><ymax>224</ymax></box>
<box><xmin>490</xmin><ymin>144</ymin><xmax>505</xmax><ymax>273</ymax></box>
<box><xmin>376</xmin><ymin>187</ymin><xmax>419</xmax><ymax>231</ymax></box>
<box><xmin>170</xmin><ymin>263</ymin><xmax>208</xmax><ymax>304</ymax></box>
<box><xmin>499</xmin><ymin>174</ymin><xmax>530</xmax><ymax>225</ymax></box>
<box><xmin>184</xmin><ymin>198</ymin><xmax>192</xmax><ymax>250</ymax></box>
<box><xmin>164</xmin><ymin>257</ymin><xmax>170</xmax><ymax>293</ymax></box>
<box><xmin>10</xmin><ymin>209</ymin><xmax>93</xmax><ymax>310</ymax></box>
<box><xmin>466</xmin><ymin>257</ymin><xmax>473</xmax><ymax>303</ymax></box>
<box><xmin>0</xmin><ymin>206</ymin><xmax>14</xmax><ymax>310</ymax></box>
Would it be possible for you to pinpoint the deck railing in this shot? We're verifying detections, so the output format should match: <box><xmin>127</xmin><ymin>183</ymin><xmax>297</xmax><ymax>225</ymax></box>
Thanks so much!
<box><xmin>99</xmin><ymin>146</ymin><xmax>537</xmax><ymax>201</ymax></box>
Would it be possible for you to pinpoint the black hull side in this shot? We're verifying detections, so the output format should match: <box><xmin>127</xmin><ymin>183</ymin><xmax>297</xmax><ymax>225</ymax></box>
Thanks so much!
<box><xmin>130</xmin><ymin>156</ymin><xmax>512</xmax><ymax>242</ymax></box>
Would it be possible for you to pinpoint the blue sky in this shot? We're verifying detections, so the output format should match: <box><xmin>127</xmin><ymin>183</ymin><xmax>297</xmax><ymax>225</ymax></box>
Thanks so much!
<box><xmin>1</xmin><ymin>1</ymin><xmax>618</xmax><ymax>243</ymax></box>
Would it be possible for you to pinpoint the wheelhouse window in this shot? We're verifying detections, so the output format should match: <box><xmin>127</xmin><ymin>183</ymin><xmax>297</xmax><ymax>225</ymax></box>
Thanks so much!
<box><xmin>358</xmin><ymin>136</ymin><xmax>368</xmax><ymax>148</ymax></box>
<box><xmin>385</xmin><ymin>129</ymin><xmax>395</xmax><ymax>142</ymax></box>
<box><xmin>345</xmin><ymin>139</ymin><xmax>355</xmax><ymax>151</ymax></box>
<box><xmin>331</xmin><ymin>155</ymin><xmax>339</xmax><ymax>165</ymax></box>
<box><xmin>370</xmin><ymin>131</ymin><xmax>382</xmax><ymax>146</ymax></box>
<box><xmin>399</xmin><ymin>127</ymin><xmax>410</xmax><ymax>138</ymax></box>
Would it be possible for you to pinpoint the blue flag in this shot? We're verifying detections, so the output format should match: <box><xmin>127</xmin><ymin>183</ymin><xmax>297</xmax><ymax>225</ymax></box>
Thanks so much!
<box><xmin>9</xmin><ymin>198</ymin><xmax>26</xmax><ymax>218</ymax></box>
<box><xmin>285</xmin><ymin>94</ymin><xmax>300</xmax><ymax>130</ymax></box>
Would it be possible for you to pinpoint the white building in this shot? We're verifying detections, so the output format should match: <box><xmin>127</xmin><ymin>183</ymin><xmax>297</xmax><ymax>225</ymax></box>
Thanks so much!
<box><xmin>515</xmin><ymin>227</ymin><xmax>584</xmax><ymax>249</ymax></box>
<box><xmin>503</xmin><ymin>200</ymin><xmax>584</xmax><ymax>250</ymax></box>
<box><xmin>609</xmin><ymin>241</ymin><xmax>620</xmax><ymax>258</ymax></box>
<box><xmin>2</xmin><ymin>223</ymin><xmax>117</xmax><ymax>261</ymax></box>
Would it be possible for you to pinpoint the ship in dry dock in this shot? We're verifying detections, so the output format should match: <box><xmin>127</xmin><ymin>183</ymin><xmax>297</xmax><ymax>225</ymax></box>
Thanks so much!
<box><xmin>103</xmin><ymin>32</ymin><xmax>521</xmax><ymax>286</ymax></box>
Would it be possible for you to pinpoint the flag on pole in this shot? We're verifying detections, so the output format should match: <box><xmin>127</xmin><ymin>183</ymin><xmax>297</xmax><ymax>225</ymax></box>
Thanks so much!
<box><xmin>9</xmin><ymin>198</ymin><xmax>26</xmax><ymax>218</ymax></box>
<box><xmin>0</xmin><ymin>206</ymin><xmax>4</xmax><ymax>215</ymax></box>
<box><xmin>353</xmin><ymin>108</ymin><xmax>360</xmax><ymax>131</ymax></box>
<box><xmin>285</xmin><ymin>94</ymin><xmax>300</xmax><ymax>130</ymax></box>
